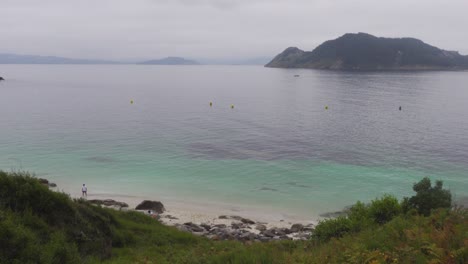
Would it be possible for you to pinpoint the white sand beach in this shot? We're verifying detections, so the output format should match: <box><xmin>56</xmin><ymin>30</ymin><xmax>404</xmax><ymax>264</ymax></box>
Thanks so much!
<box><xmin>53</xmin><ymin>185</ymin><xmax>318</xmax><ymax>229</ymax></box>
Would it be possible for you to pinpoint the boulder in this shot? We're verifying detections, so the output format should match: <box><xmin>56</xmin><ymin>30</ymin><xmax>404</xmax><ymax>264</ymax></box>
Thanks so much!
<box><xmin>218</xmin><ymin>230</ymin><xmax>234</xmax><ymax>240</ymax></box>
<box><xmin>238</xmin><ymin>232</ymin><xmax>256</xmax><ymax>241</ymax></box>
<box><xmin>135</xmin><ymin>200</ymin><xmax>165</xmax><ymax>213</ymax></box>
<box><xmin>208</xmin><ymin>227</ymin><xmax>219</xmax><ymax>234</ymax></box>
<box><xmin>261</xmin><ymin>229</ymin><xmax>276</xmax><ymax>238</ymax></box>
<box><xmin>290</xmin><ymin>223</ymin><xmax>304</xmax><ymax>232</ymax></box>
<box><xmin>200</xmin><ymin>223</ymin><xmax>211</xmax><ymax>231</ymax></box>
<box><xmin>38</xmin><ymin>178</ymin><xmax>49</xmax><ymax>185</ymax></box>
<box><xmin>183</xmin><ymin>222</ymin><xmax>205</xmax><ymax>233</ymax></box>
<box><xmin>255</xmin><ymin>224</ymin><xmax>267</xmax><ymax>231</ymax></box>
<box><xmin>230</xmin><ymin>215</ymin><xmax>244</xmax><ymax>221</ymax></box>
<box><xmin>0</xmin><ymin>77</ymin><xmax>4</xmax><ymax>81</ymax></box>
<box><xmin>231</xmin><ymin>222</ymin><xmax>244</xmax><ymax>229</ymax></box>
<box><xmin>48</xmin><ymin>182</ymin><xmax>57</xmax><ymax>187</ymax></box>
<box><xmin>240</xmin><ymin>218</ymin><xmax>255</xmax><ymax>225</ymax></box>
<box><xmin>274</xmin><ymin>229</ymin><xmax>286</xmax><ymax>236</ymax></box>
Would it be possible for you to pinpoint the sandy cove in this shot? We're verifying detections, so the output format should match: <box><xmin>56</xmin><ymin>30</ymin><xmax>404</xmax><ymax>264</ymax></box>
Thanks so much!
<box><xmin>45</xmin><ymin>180</ymin><xmax>317</xmax><ymax>242</ymax></box>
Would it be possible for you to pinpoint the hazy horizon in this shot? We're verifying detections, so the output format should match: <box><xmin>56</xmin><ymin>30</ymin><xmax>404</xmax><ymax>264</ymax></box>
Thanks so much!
<box><xmin>1</xmin><ymin>0</ymin><xmax>468</xmax><ymax>61</ymax></box>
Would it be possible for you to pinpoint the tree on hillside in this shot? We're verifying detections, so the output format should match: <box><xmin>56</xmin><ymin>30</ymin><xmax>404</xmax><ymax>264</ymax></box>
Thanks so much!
<box><xmin>403</xmin><ymin>177</ymin><xmax>452</xmax><ymax>216</ymax></box>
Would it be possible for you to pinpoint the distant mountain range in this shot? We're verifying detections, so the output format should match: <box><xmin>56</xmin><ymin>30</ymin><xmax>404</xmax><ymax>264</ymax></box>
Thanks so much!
<box><xmin>266</xmin><ymin>33</ymin><xmax>468</xmax><ymax>71</ymax></box>
<box><xmin>0</xmin><ymin>54</ymin><xmax>266</xmax><ymax>65</ymax></box>
<box><xmin>137</xmin><ymin>57</ymin><xmax>199</xmax><ymax>65</ymax></box>
<box><xmin>0</xmin><ymin>53</ymin><xmax>119</xmax><ymax>64</ymax></box>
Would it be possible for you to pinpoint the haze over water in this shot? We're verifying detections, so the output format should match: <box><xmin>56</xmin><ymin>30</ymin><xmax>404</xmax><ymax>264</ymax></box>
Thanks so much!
<box><xmin>1</xmin><ymin>65</ymin><xmax>467</xmax><ymax>218</ymax></box>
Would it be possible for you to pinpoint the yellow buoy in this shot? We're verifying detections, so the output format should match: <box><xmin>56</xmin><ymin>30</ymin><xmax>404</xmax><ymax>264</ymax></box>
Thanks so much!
<box><xmin>209</xmin><ymin>102</ymin><xmax>213</xmax><ymax>107</ymax></box>
<box><xmin>325</xmin><ymin>105</ymin><xmax>328</xmax><ymax>110</ymax></box>
<box><xmin>231</xmin><ymin>104</ymin><xmax>234</xmax><ymax>109</ymax></box>
<box><xmin>130</xmin><ymin>100</ymin><xmax>134</xmax><ymax>104</ymax></box>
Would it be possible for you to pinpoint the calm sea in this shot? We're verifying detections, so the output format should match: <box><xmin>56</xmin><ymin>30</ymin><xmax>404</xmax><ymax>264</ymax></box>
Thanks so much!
<box><xmin>1</xmin><ymin>65</ymin><xmax>467</xmax><ymax>217</ymax></box>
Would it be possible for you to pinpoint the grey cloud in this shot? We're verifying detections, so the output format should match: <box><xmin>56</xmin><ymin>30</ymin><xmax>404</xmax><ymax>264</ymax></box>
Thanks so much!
<box><xmin>0</xmin><ymin>0</ymin><xmax>467</xmax><ymax>61</ymax></box>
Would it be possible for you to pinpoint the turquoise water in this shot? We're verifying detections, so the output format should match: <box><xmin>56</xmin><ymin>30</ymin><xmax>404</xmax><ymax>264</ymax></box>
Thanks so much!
<box><xmin>1</xmin><ymin>65</ymin><xmax>467</xmax><ymax>217</ymax></box>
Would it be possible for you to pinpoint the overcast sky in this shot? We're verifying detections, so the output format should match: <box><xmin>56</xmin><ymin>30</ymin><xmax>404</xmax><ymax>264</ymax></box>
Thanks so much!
<box><xmin>1</xmin><ymin>0</ymin><xmax>467</xmax><ymax>61</ymax></box>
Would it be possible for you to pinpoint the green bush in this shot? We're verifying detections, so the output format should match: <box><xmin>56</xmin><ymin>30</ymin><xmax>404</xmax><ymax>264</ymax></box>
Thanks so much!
<box><xmin>0</xmin><ymin>211</ymin><xmax>40</xmax><ymax>263</ymax></box>
<box><xmin>0</xmin><ymin>171</ymin><xmax>115</xmax><ymax>262</ymax></box>
<box><xmin>311</xmin><ymin>216</ymin><xmax>352</xmax><ymax>242</ymax></box>
<box><xmin>313</xmin><ymin>195</ymin><xmax>402</xmax><ymax>242</ymax></box>
<box><xmin>40</xmin><ymin>232</ymin><xmax>80</xmax><ymax>264</ymax></box>
<box><xmin>368</xmin><ymin>195</ymin><xmax>401</xmax><ymax>224</ymax></box>
<box><xmin>312</xmin><ymin>177</ymin><xmax>453</xmax><ymax>243</ymax></box>
<box><xmin>347</xmin><ymin>201</ymin><xmax>372</xmax><ymax>228</ymax></box>
<box><xmin>406</xmin><ymin>177</ymin><xmax>452</xmax><ymax>216</ymax></box>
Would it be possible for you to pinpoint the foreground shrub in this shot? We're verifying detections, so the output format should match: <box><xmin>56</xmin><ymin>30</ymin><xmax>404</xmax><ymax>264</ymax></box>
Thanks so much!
<box><xmin>405</xmin><ymin>177</ymin><xmax>452</xmax><ymax>216</ymax></box>
<box><xmin>313</xmin><ymin>195</ymin><xmax>401</xmax><ymax>242</ymax></box>
<box><xmin>368</xmin><ymin>195</ymin><xmax>401</xmax><ymax>224</ymax></box>
<box><xmin>311</xmin><ymin>216</ymin><xmax>352</xmax><ymax>242</ymax></box>
<box><xmin>324</xmin><ymin>208</ymin><xmax>468</xmax><ymax>264</ymax></box>
<box><xmin>0</xmin><ymin>171</ymin><xmax>114</xmax><ymax>262</ymax></box>
<box><xmin>313</xmin><ymin>177</ymin><xmax>453</xmax><ymax>242</ymax></box>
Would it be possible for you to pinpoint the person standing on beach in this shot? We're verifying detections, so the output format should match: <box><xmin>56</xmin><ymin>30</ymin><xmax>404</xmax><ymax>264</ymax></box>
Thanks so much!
<box><xmin>82</xmin><ymin>184</ymin><xmax>87</xmax><ymax>197</ymax></box>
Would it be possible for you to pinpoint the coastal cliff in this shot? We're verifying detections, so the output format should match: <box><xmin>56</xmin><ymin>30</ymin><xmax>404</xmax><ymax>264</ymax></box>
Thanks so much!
<box><xmin>266</xmin><ymin>33</ymin><xmax>468</xmax><ymax>71</ymax></box>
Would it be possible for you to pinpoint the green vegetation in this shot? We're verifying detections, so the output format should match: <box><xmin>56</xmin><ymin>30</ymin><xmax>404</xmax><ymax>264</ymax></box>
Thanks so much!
<box><xmin>403</xmin><ymin>177</ymin><xmax>452</xmax><ymax>216</ymax></box>
<box><xmin>312</xmin><ymin>178</ymin><xmax>452</xmax><ymax>243</ymax></box>
<box><xmin>312</xmin><ymin>195</ymin><xmax>402</xmax><ymax>242</ymax></box>
<box><xmin>1</xmin><ymin>171</ymin><xmax>467</xmax><ymax>263</ymax></box>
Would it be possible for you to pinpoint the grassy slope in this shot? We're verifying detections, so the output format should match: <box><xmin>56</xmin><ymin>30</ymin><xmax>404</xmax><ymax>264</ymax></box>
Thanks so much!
<box><xmin>1</xmin><ymin>171</ymin><xmax>467</xmax><ymax>264</ymax></box>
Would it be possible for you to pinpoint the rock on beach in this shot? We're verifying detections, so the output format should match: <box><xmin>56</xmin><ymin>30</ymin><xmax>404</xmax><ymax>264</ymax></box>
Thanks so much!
<box><xmin>135</xmin><ymin>200</ymin><xmax>165</xmax><ymax>213</ymax></box>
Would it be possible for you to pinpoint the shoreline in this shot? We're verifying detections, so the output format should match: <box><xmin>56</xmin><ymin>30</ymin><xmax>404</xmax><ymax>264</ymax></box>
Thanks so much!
<box><xmin>48</xmin><ymin>182</ymin><xmax>318</xmax><ymax>240</ymax></box>
<box><xmin>66</xmin><ymin>188</ymin><xmax>318</xmax><ymax>227</ymax></box>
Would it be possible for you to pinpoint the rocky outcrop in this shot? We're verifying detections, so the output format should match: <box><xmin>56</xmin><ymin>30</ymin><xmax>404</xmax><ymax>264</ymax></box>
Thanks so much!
<box><xmin>255</xmin><ymin>224</ymin><xmax>267</xmax><ymax>231</ymax></box>
<box><xmin>265</xmin><ymin>47</ymin><xmax>304</xmax><ymax>68</ymax></box>
<box><xmin>171</xmin><ymin>216</ymin><xmax>314</xmax><ymax>242</ymax></box>
<box><xmin>182</xmin><ymin>222</ymin><xmax>205</xmax><ymax>233</ymax></box>
<box><xmin>135</xmin><ymin>200</ymin><xmax>165</xmax><ymax>213</ymax></box>
<box><xmin>266</xmin><ymin>33</ymin><xmax>468</xmax><ymax>71</ymax></box>
<box><xmin>0</xmin><ymin>76</ymin><xmax>4</xmax><ymax>81</ymax></box>
<box><xmin>290</xmin><ymin>223</ymin><xmax>304</xmax><ymax>232</ymax></box>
